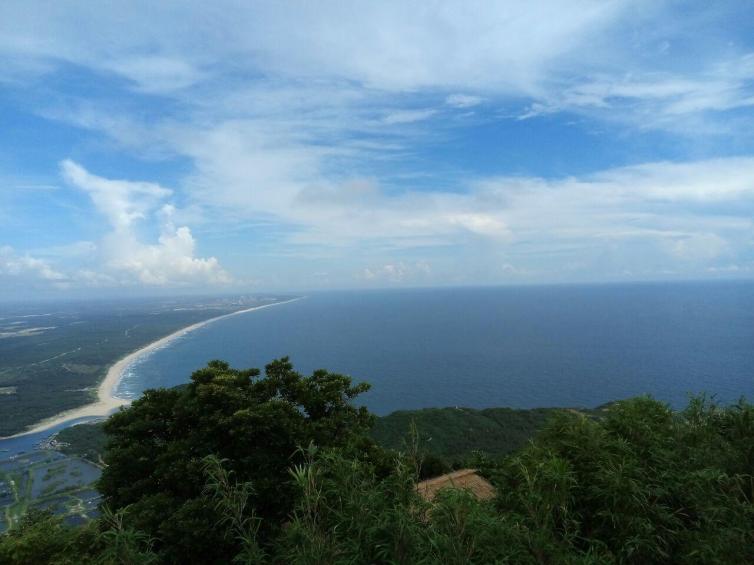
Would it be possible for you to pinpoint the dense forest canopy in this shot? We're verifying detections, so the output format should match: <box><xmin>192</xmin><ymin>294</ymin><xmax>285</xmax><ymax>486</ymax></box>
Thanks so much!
<box><xmin>2</xmin><ymin>358</ymin><xmax>754</xmax><ymax>563</ymax></box>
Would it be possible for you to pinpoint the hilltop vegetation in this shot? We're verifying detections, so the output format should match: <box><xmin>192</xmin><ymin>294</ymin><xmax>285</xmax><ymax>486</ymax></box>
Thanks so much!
<box><xmin>58</xmin><ymin>405</ymin><xmax>580</xmax><ymax>468</ymax></box>
<box><xmin>2</xmin><ymin>358</ymin><xmax>754</xmax><ymax>563</ymax></box>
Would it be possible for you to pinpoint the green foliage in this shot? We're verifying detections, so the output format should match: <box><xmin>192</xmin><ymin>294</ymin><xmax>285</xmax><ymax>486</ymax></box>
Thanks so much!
<box><xmin>372</xmin><ymin>405</ymin><xmax>593</xmax><ymax>461</ymax></box>
<box><xmin>281</xmin><ymin>444</ymin><xmax>429</xmax><ymax>564</ymax></box>
<box><xmin>59</xmin><ymin>403</ymin><xmax>578</xmax><ymax>470</ymax></box>
<box><xmin>0</xmin><ymin>509</ymin><xmax>110</xmax><ymax>564</ymax></box>
<box><xmin>279</xmin><ymin>444</ymin><xmax>534</xmax><ymax>564</ymax></box>
<box><xmin>56</xmin><ymin>422</ymin><xmax>107</xmax><ymax>463</ymax></box>
<box><xmin>95</xmin><ymin>506</ymin><xmax>157</xmax><ymax>564</ymax></box>
<box><xmin>493</xmin><ymin>396</ymin><xmax>754</xmax><ymax>563</ymax></box>
<box><xmin>4</xmin><ymin>359</ymin><xmax>754</xmax><ymax>565</ymax></box>
<box><xmin>202</xmin><ymin>455</ymin><xmax>266</xmax><ymax>563</ymax></box>
<box><xmin>0</xmin><ymin>506</ymin><xmax>156</xmax><ymax>564</ymax></box>
<box><xmin>98</xmin><ymin>357</ymin><xmax>374</xmax><ymax>563</ymax></box>
<box><xmin>0</xmin><ymin>509</ymin><xmax>82</xmax><ymax>564</ymax></box>
<box><xmin>275</xmin><ymin>395</ymin><xmax>754</xmax><ymax>564</ymax></box>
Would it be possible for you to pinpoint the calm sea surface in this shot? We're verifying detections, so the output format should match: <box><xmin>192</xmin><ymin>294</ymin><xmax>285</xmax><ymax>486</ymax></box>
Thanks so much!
<box><xmin>116</xmin><ymin>282</ymin><xmax>754</xmax><ymax>415</ymax></box>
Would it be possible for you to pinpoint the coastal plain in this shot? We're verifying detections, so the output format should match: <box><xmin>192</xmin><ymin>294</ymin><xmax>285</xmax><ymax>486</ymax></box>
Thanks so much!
<box><xmin>0</xmin><ymin>295</ymin><xmax>291</xmax><ymax>438</ymax></box>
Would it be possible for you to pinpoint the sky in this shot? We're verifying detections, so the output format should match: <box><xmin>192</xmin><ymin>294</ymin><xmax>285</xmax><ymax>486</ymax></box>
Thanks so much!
<box><xmin>1</xmin><ymin>1</ymin><xmax>754</xmax><ymax>297</ymax></box>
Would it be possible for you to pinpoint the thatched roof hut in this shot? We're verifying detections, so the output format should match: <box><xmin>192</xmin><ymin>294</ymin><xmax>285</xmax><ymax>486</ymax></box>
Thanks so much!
<box><xmin>416</xmin><ymin>468</ymin><xmax>496</xmax><ymax>502</ymax></box>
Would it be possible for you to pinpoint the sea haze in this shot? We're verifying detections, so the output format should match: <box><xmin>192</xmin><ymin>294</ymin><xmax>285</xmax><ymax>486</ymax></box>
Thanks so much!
<box><xmin>116</xmin><ymin>282</ymin><xmax>754</xmax><ymax>414</ymax></box>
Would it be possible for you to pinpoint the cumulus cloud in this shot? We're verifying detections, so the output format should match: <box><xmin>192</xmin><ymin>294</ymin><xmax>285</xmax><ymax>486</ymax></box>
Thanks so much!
<box><xmin>61</xmin><ymin>161</ymin><xmax>230</xmax><ymax>286</ymax></box>
<box><xmin>0</xmin><ymin>246</ymin><xmax>65</xmax><ymax>281</ymax></box>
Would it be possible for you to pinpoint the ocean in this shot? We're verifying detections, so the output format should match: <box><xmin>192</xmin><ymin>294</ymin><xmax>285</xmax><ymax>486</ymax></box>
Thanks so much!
<box><xmin>116</xmin><ymin>282</ymin><xmax>754</xmax><ymax>415</ymax></box>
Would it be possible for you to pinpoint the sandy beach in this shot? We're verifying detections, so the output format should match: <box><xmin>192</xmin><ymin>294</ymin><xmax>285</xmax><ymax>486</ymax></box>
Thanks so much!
<box><xmin>4</xmin><ymin>297</ymin><xmax>302</xmax><ymax>439</ymax></box>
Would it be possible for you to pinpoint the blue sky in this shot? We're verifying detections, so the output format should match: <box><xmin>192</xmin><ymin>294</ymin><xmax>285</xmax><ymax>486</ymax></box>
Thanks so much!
<box><xmin>1</xmin><ymin>1</ymin><xmax>754</xmax><ymax>297</ymax></box>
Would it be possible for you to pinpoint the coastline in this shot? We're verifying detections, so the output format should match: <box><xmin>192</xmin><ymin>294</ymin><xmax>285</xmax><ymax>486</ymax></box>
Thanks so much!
<box><xmin>1</xmin><ymin>297</ymin><xmax>303</xmax><ymax>440</ymax></box>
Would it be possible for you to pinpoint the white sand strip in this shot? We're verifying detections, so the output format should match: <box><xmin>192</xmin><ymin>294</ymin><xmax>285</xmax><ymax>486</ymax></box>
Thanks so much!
<box><xmin>2</xmin><ymin>297</ymin><xmax>303</xmax><ymax>440</ymax></box>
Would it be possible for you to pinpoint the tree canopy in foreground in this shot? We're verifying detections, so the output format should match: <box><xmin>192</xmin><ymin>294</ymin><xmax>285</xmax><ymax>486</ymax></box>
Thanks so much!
<box><xmin>2</xmin><ymin>358</ymin><xmax>754</xmax><ymax>564</ymax></box>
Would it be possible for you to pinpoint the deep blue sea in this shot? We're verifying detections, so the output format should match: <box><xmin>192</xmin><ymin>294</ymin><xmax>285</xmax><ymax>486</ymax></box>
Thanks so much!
<box><xmin>116</xmin><ymin>282</ymin><xmax>754</xmax><ymax>415</ymax></box>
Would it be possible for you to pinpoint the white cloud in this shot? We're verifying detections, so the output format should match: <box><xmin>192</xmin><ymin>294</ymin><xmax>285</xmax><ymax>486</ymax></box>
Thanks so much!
<box><xmin>382</xmin><ymin>109</ymin><xmax>437</xmax><ymax>125</ymax></box>
<box><xmin>130</xmin><ymin>105</ymin><xmax>754</xmax><ymax>273</ymax></box>
<box><xmin>467</xmin><ymin>158</ymin><xmax>754</xmax><ymax>273</ymax></box>
<box><xmin>0</xmin><ymin>246</ymin><xmax>66</xmax><ymax>282</ymax></box>
<box><xmin>520</xmin><ymin>53</ymin><xmax>754</xmax><ymax>129</ymax></box>
<box><xmin>101</xmin><ymin>223</ymin><xmax>230</xmax><ymax>286</ymax></box>
<box><xmin>587</xmin><ymin>158</ymin><xmax>754</xmax><ymax>202</ymax></box>
<box><xmin>663</xmin><ymin>233</ymin><xmax>728</xmax><ymax>262</ymax></box>
<box><xmin>446</xmin><ymin>214</ymin><xmax>509</xmax><ymax>238</ymax></box>
<box><xmin>361</xmin><ymin>261</ymin><xmax>431</xmax><ymax>283</ymax></box>
<box><xmin>107</xmin><ymin>56</ymin><xmax>204</xmax><ymax>93</ymax></box>
<box><xmin>0</xmin><ymin>2</ymin><xmax>622</xmax><ymax>92</ymax></box>
<box><xmin>183</xmin><ymin>123</ymin><xmax>754</xmax><ymax>253</ymax></box>
<box><xmin>445</xmin><ymin>94</ymin><xmax>483</xmax><ymax>108</ymax></box>
<box><xmin>42</xmin><ymin>116</ymin><xmax>754</xmax><ymax>285</ymax></box>
<box><xmin>61</xmin><ymin>161</ymin><xmax>230</xmax><ymax>286</ymax></box>
<box><xmin>31</xmin><ymin>241</ymin><xmax>97</xmax><ymax>260</ymax></box>
<box><xmin>0</xmin><ymin>2</ymin><xmax>749</xmax><ymax>134</ymax></box>
<box><xmin>61</xmin><ymin>159</ymin><xmax>171</xmax><ymax>231</ymax></box>
<box><xmin>0</xmin><ymin>2</ymin><xmax>753</xmax><ymax>288</ymax></box>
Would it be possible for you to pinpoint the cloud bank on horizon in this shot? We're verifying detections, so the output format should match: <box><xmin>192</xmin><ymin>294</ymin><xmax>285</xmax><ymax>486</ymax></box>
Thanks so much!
<box><xmin>1</xmin><ymin>1</ymin><xmax>753</xmax><ymax>295</ymax></box>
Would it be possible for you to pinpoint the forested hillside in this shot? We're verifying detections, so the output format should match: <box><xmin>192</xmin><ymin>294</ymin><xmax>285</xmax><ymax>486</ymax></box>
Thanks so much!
<box><xmin>58</xmin><ymin>404</ymin><xmax>590</xmax><ymax>466</ymax></box>
<box><xmin>372</xmin><ymin>405</ymin><xmax>605</xmax><ymax>460</ymax></box>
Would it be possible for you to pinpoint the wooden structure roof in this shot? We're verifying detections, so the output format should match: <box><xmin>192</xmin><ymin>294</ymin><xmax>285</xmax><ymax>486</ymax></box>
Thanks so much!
<box><xmin>416</xmin><ymin>468</ymin><xmax>496</xmax><ymax>502</ymax></box>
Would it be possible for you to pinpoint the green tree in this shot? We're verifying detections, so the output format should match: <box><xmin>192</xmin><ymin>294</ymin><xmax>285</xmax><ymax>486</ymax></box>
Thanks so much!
<box><xmin>493</xmin><ymin>396</ymin><xmax>754</xmax><ymax>563</ymax></box>
<box><xmin>98</xmin><ymin>357</ymin><xmax>373</xmax><ymax>563</ymax></box>
<box><xmin>0</xmin><ymin>509</ymin><xmax>85</xmax><ymax>565</ymax></box>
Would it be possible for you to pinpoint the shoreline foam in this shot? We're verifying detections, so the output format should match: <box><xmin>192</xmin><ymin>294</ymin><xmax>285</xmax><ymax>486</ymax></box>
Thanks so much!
<box><xmin>1</xmin><ymin>297</ymin><xmax>303</xmax><ymax>440</ymax></box>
